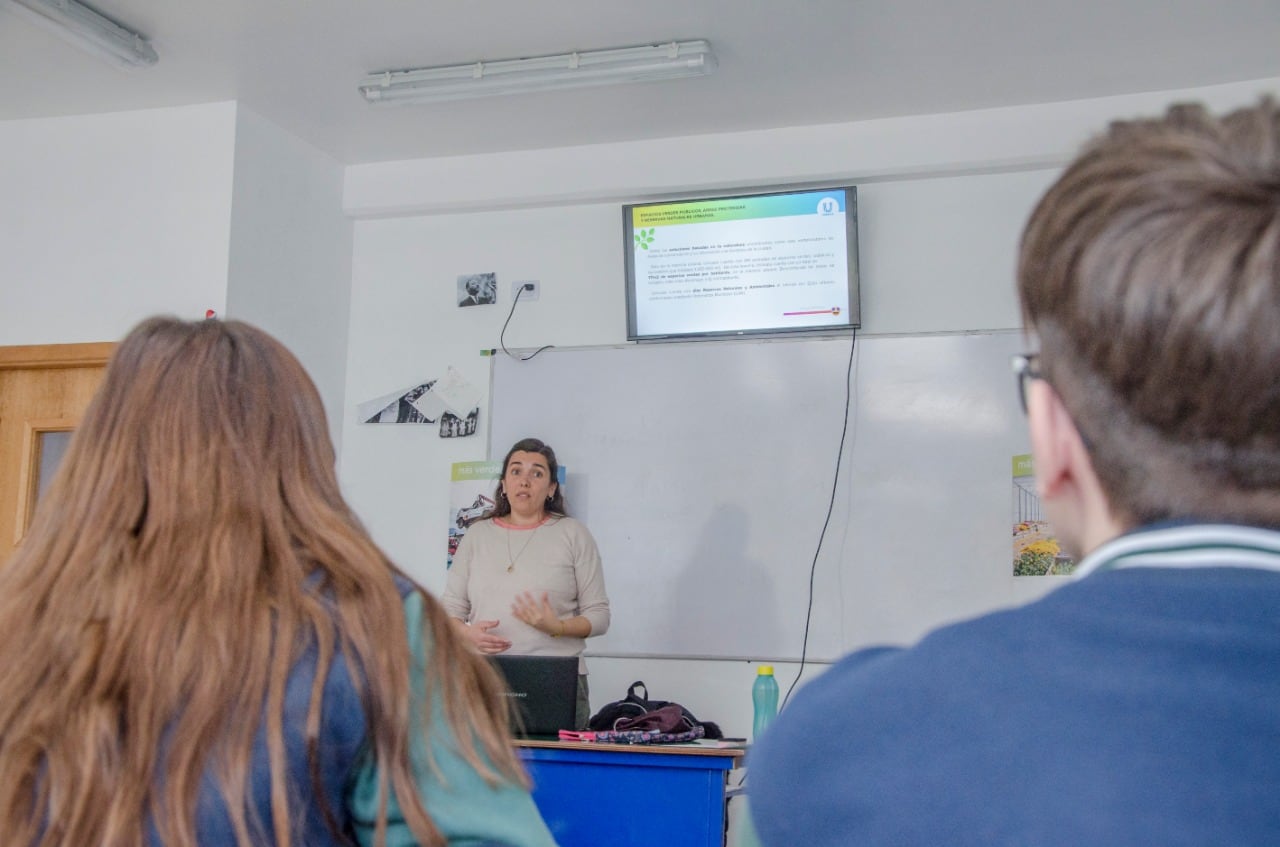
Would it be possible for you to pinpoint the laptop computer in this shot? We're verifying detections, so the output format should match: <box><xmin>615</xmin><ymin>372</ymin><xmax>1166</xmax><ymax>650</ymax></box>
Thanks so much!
<box><xmin>490</xmin><ymin>654</ymin><xmax>579</xmax><ymax>739</ymax></box>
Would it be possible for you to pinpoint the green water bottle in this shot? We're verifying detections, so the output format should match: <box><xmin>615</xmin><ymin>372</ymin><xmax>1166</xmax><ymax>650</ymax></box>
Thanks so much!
<box><xmin>752</xmin><ymin>665</ymin><xmax>779</xmax><ymax>741</ymax></box>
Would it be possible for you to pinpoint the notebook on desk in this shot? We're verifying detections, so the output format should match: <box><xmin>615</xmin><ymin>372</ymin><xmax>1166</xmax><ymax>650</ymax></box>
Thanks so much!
<box><xmin>490</xmin><ymin>654</ymin><xmax>579</xmax><ymax>739</ymax></box>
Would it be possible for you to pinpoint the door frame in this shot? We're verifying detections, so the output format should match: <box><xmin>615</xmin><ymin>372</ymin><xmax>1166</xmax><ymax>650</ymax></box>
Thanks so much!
<box><xmin>0</xmin><ymin>341</ymin><xmax>115</xmax><ymax>545</ymax></box>
<box><xmin>0</xmin><ymin>342</ymin><xmax>115</xmax><ymax>371</ymax></box>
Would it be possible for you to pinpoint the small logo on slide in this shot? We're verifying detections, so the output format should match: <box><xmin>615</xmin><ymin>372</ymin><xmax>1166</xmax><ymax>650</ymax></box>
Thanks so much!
<box><xmin>817</xmin><ymin>197</ymin><xmax>839</xmax><ymax>215</ymax></box>
<box><xmin>634</xmin><ymin>228</ymin><xmax>656</xmax><ymax>250</ymax></box>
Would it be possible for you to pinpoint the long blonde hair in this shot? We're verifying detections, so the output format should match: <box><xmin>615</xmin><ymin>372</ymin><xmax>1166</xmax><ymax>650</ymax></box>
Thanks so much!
<box><xmin>0</xmin><ymin>316</ymin><xmax>522</xmax><ymax>846</ymax></box>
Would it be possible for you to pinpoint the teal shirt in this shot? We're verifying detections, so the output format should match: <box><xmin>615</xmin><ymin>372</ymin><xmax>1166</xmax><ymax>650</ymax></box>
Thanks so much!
<box><xmin>347</xmin><ymin>592</ymin><xmax>557</xmax><ymax>847</ymax></box>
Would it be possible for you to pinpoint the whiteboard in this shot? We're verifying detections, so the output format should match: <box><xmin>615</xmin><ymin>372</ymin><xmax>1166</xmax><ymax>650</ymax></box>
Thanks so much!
<box><xmin>491</xmin><ymin>331</ymin><xmax>1037</xmax><ymax>661</ymax></box>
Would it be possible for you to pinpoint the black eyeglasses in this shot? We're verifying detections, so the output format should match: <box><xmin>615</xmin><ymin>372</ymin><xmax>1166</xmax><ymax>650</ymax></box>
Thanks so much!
<box><xmin>1011</xmin><ymin>353</ymin><xmax>1042</xmax><ymax>415</ymax></box>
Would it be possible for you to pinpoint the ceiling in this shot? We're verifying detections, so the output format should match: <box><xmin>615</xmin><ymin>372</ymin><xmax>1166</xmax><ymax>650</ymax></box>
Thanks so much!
<box><xmin>2</xmin><ymin>0</ymin><xmax>1278</xmax><ymax>166</ymax></box>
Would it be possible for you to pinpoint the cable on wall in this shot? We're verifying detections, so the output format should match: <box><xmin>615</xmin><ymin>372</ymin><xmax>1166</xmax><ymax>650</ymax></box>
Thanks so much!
<box><xmin>500</xmin><ymin>283</ymin><xmax>554</xmax><ymax>361</ymax></box>
<box><xmin>781</xmin><ymin>328</ymin><xmax>858</xmax><ymax>710</ymax></box>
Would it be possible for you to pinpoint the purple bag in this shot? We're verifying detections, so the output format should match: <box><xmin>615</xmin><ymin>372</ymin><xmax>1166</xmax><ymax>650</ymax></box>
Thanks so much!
<box><xmin>588</xmin><ymin>681</ymin><xmax>724</xmax><ymax>739</ymax></box>
<box><xmin>614</xmin><ymin>704</ymin><xmax>692</xmax><ymax>733</ymax></box>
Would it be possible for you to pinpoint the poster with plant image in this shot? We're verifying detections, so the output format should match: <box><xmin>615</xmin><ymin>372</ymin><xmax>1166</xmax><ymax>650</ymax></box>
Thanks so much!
<box><xmin>1012</xmin><ymin>454</ymin><xmax>1076</xmax><ymax>576</ymax></box>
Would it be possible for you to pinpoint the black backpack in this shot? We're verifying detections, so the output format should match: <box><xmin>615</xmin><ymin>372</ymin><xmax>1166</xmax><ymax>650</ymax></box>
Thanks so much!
<box><xmin>587</xmin><ymin>680</ymin><xmax>724</xmax><ymax>738</ymax></box>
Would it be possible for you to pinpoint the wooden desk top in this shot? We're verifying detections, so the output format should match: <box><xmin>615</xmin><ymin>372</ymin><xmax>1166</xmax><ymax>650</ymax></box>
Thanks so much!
<box><xmin>515</xmin><ymin>738</ymin><xmax>746</xmax><ymax>761</ymax></box>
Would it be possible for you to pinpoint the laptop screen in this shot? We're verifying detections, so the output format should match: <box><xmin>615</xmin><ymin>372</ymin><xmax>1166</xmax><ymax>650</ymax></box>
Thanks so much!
<box><xmin>490</xmin><ymin>654</ymin><xmax>579</xmax><ymax>738</ymax></box>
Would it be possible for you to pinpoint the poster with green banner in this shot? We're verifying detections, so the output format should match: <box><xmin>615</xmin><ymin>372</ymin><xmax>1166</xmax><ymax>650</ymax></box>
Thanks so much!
<box><xmin>1012</xmin><ymin>453</ymin><xmax>1076</xmax><ymax>576</ymax></box>
<box><xmin>448</xmin><ymin>461</ymin><xmax>502</xmax><ymax>568</ymax></box>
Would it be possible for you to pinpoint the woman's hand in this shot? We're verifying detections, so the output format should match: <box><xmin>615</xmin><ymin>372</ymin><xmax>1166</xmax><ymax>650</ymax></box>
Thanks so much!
<box><xmin>462</xmin><ymin>619</ymin><xmax>512</xmax><ymax>654</ymax></box>
<box><xmin>511</xmin><ymin>591</ymin><xmax>563</xmax><ymax>637</ymax></box>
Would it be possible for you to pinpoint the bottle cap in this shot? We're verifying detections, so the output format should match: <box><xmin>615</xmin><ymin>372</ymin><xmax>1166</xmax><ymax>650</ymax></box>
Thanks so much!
<box><xmin>757</xmin><ymin>665</ymin><xmax>774</xmax><ymax>675</ymax></box>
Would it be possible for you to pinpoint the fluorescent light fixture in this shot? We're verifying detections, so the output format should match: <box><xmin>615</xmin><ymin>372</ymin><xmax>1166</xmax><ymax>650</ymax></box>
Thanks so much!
<box><xmin>359</xmin><ymin>40</ymin><xmax>716</xmax><ymax>106</ymax></box>
<box><xmin>5</xmin><ymin>0</ymin><xmax>158</xmax><ymax>68</ymax></box>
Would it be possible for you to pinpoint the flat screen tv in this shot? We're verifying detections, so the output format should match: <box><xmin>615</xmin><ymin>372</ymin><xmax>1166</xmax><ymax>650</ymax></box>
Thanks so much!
<box><xmin>624</xmin><ymin>185</ymin><xmax>860</xmax><ymax>341</ymax></box>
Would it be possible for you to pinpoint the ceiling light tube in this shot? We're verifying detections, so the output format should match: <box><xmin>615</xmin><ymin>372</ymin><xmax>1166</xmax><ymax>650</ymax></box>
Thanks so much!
<box><xmin>359</xmin><ymin>40</ymin><xmax>716</xmax><ymax>106</ymax></box>
<box><xmin>5</xmin><ymin>0</ymin><xmax>158</xmax><ymax>68</ymax></box>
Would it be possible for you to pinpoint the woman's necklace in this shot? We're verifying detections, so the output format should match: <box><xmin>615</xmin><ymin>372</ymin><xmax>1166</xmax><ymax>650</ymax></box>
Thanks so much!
<box><xmin>505</xmin><ymin>522</ymin><xmax>541</xmax><ymax>572</ymax></box>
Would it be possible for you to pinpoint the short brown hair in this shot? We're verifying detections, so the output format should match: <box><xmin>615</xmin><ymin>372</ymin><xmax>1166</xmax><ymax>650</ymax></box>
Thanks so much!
<box><xmin>1018</xmin><ymin>98</ymin><xmax>1280</xmax><ymax>527</ymax></box>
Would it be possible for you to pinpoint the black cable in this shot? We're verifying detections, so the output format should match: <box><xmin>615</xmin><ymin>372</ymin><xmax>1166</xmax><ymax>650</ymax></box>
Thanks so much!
<box><xmin>781</xmin><ymin>329</ymin><xmax>858</xmax><ymax>710</ymax></box>
<box><xmin>500</xmin><ymin>284</ymin><xmax>554</xmax><ymax>361</ymax></box>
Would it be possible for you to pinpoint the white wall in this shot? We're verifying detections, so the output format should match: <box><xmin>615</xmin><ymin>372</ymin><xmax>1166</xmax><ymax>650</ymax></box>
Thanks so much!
<box><xmin>0</xmin><ymin>102</ymin><xmax>237</xmax><ymax>345</ymax></box>
<box><xmin>339</xmin><ymin>76</ymin><xmax>1280</xmax><ymax>748</ymax></box>
<box><xmin>341</xmin><ymin>203</ymin><xmax>621</xmax><ymax>572</ymax></box>
<box><xmin>226</xmin><ymin>106</ymin><xmax>353</xmax><ymax>448</ymax></box>
<box><xmin>0</xmin><ymin>100</ymin><xmax>353</xmax><ymax>447</ymax></box>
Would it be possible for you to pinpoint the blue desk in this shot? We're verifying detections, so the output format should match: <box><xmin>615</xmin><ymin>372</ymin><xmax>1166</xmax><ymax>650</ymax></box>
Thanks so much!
<box><xmin>516</xmin><ymin>740</ymin><xmax>744</xmax><ymax>847</ymax></box>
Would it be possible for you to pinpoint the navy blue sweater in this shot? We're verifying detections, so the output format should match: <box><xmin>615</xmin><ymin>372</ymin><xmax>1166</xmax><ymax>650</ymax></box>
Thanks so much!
<box><xmin>750</xmin><ymin>565</ymin><xmax>1280</xmax><ymax>845</ymax></box>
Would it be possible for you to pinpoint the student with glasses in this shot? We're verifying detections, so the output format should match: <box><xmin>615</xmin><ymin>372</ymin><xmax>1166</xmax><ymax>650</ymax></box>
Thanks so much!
<box><xmin>748</xmin><ymin>98</ymin><xmax>1280</xmax><ymax>845</ymax></box>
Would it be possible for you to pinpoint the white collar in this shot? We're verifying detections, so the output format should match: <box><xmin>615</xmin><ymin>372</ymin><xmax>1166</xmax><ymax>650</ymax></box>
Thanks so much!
<box><xmin>1074</xmin><ymin>523</ymin><xmax>1280</xmax><ymax>578</ymax></box>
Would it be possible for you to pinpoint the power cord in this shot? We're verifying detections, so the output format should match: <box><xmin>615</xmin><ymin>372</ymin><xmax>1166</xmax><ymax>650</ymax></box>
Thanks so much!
<box><xmin>500</xmin><ymin>283</ymin><xmax>554</xmax><ymax>361</ymax></box>
<box><xmin>781</xmin><ymin>329</ymin><xmax>858</xmax><ymax>710</ymax></box>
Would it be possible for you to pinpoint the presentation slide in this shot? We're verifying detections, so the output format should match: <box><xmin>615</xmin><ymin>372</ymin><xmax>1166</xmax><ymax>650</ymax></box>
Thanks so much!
<box><xmin>628</xmin><ymin>190</ymin><xmax>855</xmax><ymax>339</ymax></box>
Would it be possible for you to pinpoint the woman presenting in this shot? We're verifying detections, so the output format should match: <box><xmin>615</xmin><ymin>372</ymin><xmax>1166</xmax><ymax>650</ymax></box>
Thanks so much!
<box><xmin>444</xmin><ymin>438</ymin><xmax>610</xmax><ymax>729</ymax></box>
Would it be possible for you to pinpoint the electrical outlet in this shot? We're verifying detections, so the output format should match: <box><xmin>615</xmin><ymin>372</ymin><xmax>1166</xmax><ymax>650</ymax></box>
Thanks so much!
<box><xmin>513</xmin><ymin>280</ymin><xmax>540</xmax><ymax>301</ymax></box>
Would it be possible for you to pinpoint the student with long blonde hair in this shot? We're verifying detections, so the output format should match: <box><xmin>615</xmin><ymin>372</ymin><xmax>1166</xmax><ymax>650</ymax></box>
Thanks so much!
<box><xmin>0</xmin><ymin>316</ymin><xmax>556</xmax><ymax>847</ymax></box>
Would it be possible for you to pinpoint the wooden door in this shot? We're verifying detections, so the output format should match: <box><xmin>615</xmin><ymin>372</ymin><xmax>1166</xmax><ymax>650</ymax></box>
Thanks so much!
<box><xmin>0</xmin><ymin>342</ymin><xmax>114</xmax><ymax>566</ymax></box>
